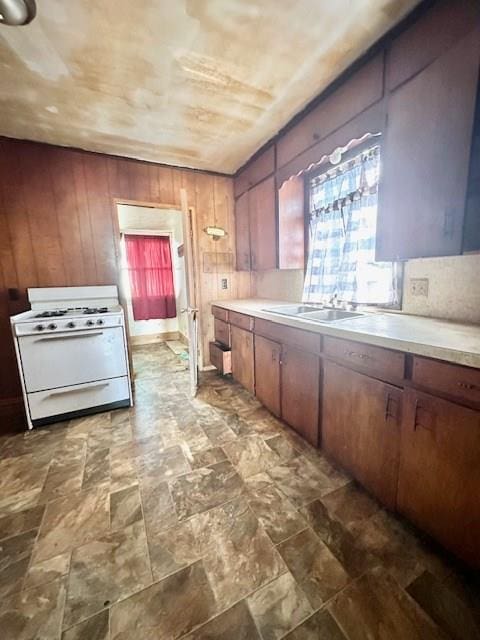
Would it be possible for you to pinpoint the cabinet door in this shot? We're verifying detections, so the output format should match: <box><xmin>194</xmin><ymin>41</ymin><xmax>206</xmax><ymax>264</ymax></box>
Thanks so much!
<box><xmin>397</xmin><ymin>388</ymin><xmax>480</xmax><ymax>567</ymax></box>
<box><xmin>235</xmin><ymin>191</ymin><xmax>251</xmax><ymax>271</ymax></box>
<box><xmin>231</xmin><ymin>325</ymin><xmax>254</xmax><ymax>393</ymax></box>
<box><xmin>249</xmin><ymin>176</ymin><xmax>277</xmax><ymax>271</ymax></box>
<box><xmin>377</xmin><ymin>28</ymin><xmax>480</xmax><ymax>260</ymax></box>
<box><xmin>322</xmin><ymin>362</ymin><xmax>402</xmax><ymax>510</ymax></box>
<box><xmin>281</xmin><ymin>345</ymin><xmax>320</xmax><ymax>446</ymax></box>
<box><xmin>278</xmin><ymin>176</ymin><xmax>305</xmax><ymax>270</ymax></box>
<box><xmin>255</xmin><ymin>335</ymin><xmax>281</xmax><ymax>417</ymax></box>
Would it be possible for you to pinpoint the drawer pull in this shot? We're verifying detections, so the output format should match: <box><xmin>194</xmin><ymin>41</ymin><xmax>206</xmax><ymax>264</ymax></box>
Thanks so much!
<box><xmin>345</xmin><ymin>350</ymin><xmax>370</xmax><ymax>361</ymax></box>
<box><xmin>457</xmin><ymin>381</ymin><xmax>478</xmax><ymax>391</ymax></box>
<box><xmin>46</xmin><ymin>382</ymin><xmax>110</xmax><ymax>398</ymax></box>
<box><xmin>384</xmin><ymin>394</ymin><xmax>398</xmax><ymax>422</ymax></box>
<box><xmin>413</xmin><ymin>399</ymin><xmax>434</xmax><ymax>432</ymax></box>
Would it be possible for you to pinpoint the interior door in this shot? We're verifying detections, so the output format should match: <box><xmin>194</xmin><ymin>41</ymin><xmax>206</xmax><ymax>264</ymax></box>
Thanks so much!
<box><xmin>180</xmin><ymin>189</ymin><xmax>199</xmax><ymax>397</ymax></box>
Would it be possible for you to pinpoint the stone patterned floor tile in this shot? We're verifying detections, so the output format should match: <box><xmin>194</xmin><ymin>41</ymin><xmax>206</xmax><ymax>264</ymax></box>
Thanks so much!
<box><xmin>320</xmin><ymin>481</ymin><xmax>380</xmax><ymax>533</ymax></box>
<box><xmin>247</xmin><ymin>571</ymin><xmax>313</xmax><ymax>640</ymax></box>
<box><xmin>0</xmin><ymin>453</ymin><xmax>50</xmax><ymax>515</ymax></box>
<box><xmin>267</xmin><ymin>456</ymin><xmax>338</xmax><ymax>507</ymax></box>
<box><xmin>136</xmin><ymin>444</ymin><xmax>191</xmax><ymax>481</ymax></box>
<box><xmin>82</xmin><ymin>448</ymin><xmax>110</xmax><ymax>490</ymax></box>
<box><xmin>0</xmin><ymin>529</ymin><xmax>37</xmax><ymax>597</ymax></box>
<box><xmin>283</xmin><ymin>608</ymin><xmax>347</xmax><ymax>640</ymax></box>
<box><xmin>63</xmin><ymin>520</ymin><xmax>152</xmax><ymax>628</ymax></box>
<box><xmin>110</xmin><ymin>560</ymin><xmax>217</xmax><ymax>640</ymax></box>
<box><xmin>147</xmin><ymin>519</ymin><xmax>200</xmax><ymax>582</ymax></box>
<box><xmin>110</xmin><ymin>485</ymin><xmax>142</xmax><ymax>530</ymax></box>
<box><xmin>140</xmin><ymin>477</ymin><xmax>178</xmax><ymax>537</ymax></box>
<box><xmin>34</xmin><ymin>486</ymin><xmax>110</xmax><ymax>562</ymax></box>
<box><xmin>182</xmin><ymin>600</ymin><xmax>261</xmax><ymax>639</ymax></box>
<box><xmin>169</xmin><ymin>459</ymin><xmax>245</xmax><ymax>520</ymax></box>
<box><xmin>0</xmin><ymin>576</ymin><xmax>67</xmax><ymax>640</ymax></box>
<box><xmin>223</xmin><ymin>435</ymin><xmax>281</xmax><ymax>479</ymax></box>
<box><xmin>328</xmin><ymin>568</ymin><xmax>449</xmax><ymax>640</ymax></box>
<box><xmin>246</xmin><ymin>473</ymin><xmax>307</xmax><ymax>544</ymax></box>
<box><xmin>265</xmin><ymin>434</ymin><xmax>301</xmax><ymax>462</ymax></box>
<box><xmin>202</xmin><ymin>419</ymin><xmax>238</xmax><ymax>446</ymax></box>
<box><xmin>277</xmin><ymin>528</ymin><xmax>351</xmax><ymax>609</ymax></box>
<box><xmin>0</xmin><ymin>505</ymin><xmax>45</xmax><ymax>541</ymax></box>
<box><xmin>40</xmin><ymin>462</ymin><xmax>85</xmax><ymax>502</ymax></box>
<box><xmin>191</xmin><ymin>446</ymin><xmax>227</xmax><ymax>469</ymax></box>
<box><xmin>62</xmin><ymin>609</ymin><xmax>109</xmax><ymax>640</ymax></box>
<box><xmin>24</xmin><ymin>551</ymin><xmax>71</xmax><ymax>590</ymax></box>
<box><xmin>406</xmin><ymin>570</ymin><xmax>480</xmax><ymax>640</ymax></box>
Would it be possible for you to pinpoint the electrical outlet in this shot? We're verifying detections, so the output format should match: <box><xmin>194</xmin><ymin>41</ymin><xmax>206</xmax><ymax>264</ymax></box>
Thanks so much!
<box><xmin>221</xmin><ymin>278</ymin><xmax>228</xmax><ymax>290</ymax></box>
<box><xmin>410</xmin><ymin>277</ymin><xmax>429</xmax><ymax>297</ymax></box>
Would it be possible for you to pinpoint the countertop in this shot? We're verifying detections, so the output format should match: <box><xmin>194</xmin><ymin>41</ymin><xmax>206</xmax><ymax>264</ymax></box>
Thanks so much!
<box><xmin>212</xmin><ymin>298</ymin><xmax>480</xmax><ymax>369</ymax></box>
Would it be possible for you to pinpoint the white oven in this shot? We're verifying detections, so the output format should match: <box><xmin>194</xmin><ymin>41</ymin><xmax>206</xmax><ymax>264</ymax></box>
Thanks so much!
<box><xmin>11</xmin><ymin>285</ymin><xmax>133</xmax><ymax>429</ymax></box>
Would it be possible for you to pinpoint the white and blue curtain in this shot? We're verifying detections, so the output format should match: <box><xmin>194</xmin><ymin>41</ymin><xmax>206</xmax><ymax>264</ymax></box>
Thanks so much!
<box><xmin>302</xmin><ymin>146</ymin><xmax>396</xmax><ymax>305</ymax></box>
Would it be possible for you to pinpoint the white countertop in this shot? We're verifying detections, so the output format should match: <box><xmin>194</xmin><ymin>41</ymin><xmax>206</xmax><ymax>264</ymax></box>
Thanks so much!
<box><xmin>212</xmin><ymin>298</ymin><xmax>480</xmax><ymax>369</ymax></box>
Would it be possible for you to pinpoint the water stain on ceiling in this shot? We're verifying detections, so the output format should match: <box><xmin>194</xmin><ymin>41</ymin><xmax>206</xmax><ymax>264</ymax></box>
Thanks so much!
<box><xmin>0</xmin><ymin>0</ymin><xmax>420</xmax><ymax>173</ymax></box>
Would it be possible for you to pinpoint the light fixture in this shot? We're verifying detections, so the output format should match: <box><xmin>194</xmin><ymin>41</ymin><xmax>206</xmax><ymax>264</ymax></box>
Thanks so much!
<box><xmin>0</xmin><ymin>0</ymin><xmax>36</xmax><ymax>26</ymax></box>
<box><xmin>204</xmin><ymin>226</ymin><xmax>227</xmax><ymax>241</ymax></box>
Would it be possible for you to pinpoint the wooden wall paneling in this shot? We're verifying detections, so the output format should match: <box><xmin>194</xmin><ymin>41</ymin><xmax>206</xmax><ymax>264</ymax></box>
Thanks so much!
<box><xmin>277</xmin><ymin>55</ymin><xmax>384</xmax><ymax>169</ymax></box>
<box><xmin>82</xmin><ymin>154</ymin><xmax>118</xmax><ymax>283</ymax></box>
<box><xmin>20</xmin><ymin>143</ymin><xmax>66</xmax><ymax>286</ymax></box>
<box><xmin>49</xmin><ymin>147</ymin><xmax>88</xmax><ymax>285</ymax></box>
<box><xmin>278</xmin><ymin>175</ymin><xmax>305</xmax><ymax>269</ymax></box>
<box><xmin>71</xmin><ymin>151</ymin><xmax>98</xmax><ymax>284</ymax></box>
<box><xmin>277</xmin><ymin>101</ymin><xmax>385</xmax><ymax>186</ymax></box>
<box><xmin>386</xmin><ymin>0</ymin><xmax>480</xmax><ymax>91</ymax></box>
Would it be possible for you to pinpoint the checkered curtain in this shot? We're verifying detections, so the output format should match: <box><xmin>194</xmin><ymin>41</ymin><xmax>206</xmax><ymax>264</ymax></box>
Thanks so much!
<box><xmin>302</xmin><ymin>147</ymin><xmax>396</xmax><ymax>305</ymax></box>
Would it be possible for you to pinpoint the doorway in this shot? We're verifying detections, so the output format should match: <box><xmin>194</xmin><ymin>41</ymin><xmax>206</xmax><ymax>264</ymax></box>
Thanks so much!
<box><xmin>117</xmin><ymin>203</ymin><xmax>190</xmax><ymax>382</ymax></box>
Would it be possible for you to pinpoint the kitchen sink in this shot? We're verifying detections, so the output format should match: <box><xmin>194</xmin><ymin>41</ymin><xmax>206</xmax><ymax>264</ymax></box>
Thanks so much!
<box><xmin>265</xmin><ymin>305</ymin><xmax>365</xmax><ymax>323</ymax></box>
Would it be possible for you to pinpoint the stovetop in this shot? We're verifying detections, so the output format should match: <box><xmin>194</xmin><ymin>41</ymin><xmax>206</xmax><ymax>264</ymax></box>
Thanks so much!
<box><xmin>34</xmin><ymin>307</ymin><xmax>110</xmax><ymax>319</ymax></box>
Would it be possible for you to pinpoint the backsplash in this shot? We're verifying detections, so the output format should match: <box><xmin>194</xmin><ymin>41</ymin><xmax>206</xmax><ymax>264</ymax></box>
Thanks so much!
<box><xmin>253</xmin><ymin>254</ymin><xmax>480</xmax><ymax>325</ymax></box>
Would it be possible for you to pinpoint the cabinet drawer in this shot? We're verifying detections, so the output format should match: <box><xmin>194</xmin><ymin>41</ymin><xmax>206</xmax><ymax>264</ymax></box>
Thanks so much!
<box><xmin>324</xmin><ymin>336</ymin><xmax>405</xmax><ymax>383</ymax></box>
<box><xmin>412</xmin><ymin>356</ymin><xmax>480</xmax><ymax>407</ymax></box>
<box><xmin>214</xmin><ymin>318</ymin><xmax>231</xmax><ymax>348</ymax></box>
<box><xmin>209</xmin><ymin>341</ymin><xmax>232</xmax><ymax>375</ymax></box>
<box><xmin>255</xmin><ymin>318</ymin><xmax>321</xmax><ymax>354</ymax></box>
<box><xmin>229</xmin><ymin>310</ymin><xmax>254</xmax><ymax>332</ymax></box>
<box><xmin>212</xmin><ymin>305</ymin><xmax>228</xmax><ymax>322</ymax></box>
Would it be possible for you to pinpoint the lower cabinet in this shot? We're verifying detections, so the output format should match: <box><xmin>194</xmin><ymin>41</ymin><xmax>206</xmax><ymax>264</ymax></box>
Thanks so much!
<box><xmin>231</xmin><ymin>325</ymin><xmax>255</xmax><ymax>394</ymax></box>
<box><xmin>397</xmin><ymin>388</ymin><xmax>480</xmax><ymax>568</ymax></box>
<box><xmin>281</xmin><ymin>345</ymin><xmax>320</xmax><ymax>447</ymax></box>
<box><xmin>254</xmin><ymin>335</ymin><xmax>281</xmax><ymax>416</ymax></box>
<box><xmin>322</xmin><ymin>361</ymin><xmax>402</xmax><ymax>510</ymax></box>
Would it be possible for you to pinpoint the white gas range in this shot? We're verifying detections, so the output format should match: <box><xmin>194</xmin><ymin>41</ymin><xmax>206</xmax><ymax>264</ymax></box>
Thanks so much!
<box><xmin>11</xmin><ymin>285</ymin><xmax>133</xmax><ymax>430</ymax></box>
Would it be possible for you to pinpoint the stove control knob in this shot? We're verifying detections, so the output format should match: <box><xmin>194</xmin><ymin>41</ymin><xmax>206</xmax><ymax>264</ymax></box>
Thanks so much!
<box><xmin>35</xmin><ymin>324</ymin><xmax>45</xmax><ymax>331</ymax></box>
<box><xmin>67</xmin><ymin>321</ymin><xmax>75</xmax><ymax>329</ymax></box>
<box><xmin>86</xmin><ymin>319</ymin><xmax>95</xmax><ymax>326</ymax></box>
<box><xmin>47</xmin><ymin>323</ymin><xmax>57</xmax><ymax>330</ymax></box>
<box><xmin>96</xmin><ymin>319</ymin><xmax>105</xmax><ymax>326</ymax></box>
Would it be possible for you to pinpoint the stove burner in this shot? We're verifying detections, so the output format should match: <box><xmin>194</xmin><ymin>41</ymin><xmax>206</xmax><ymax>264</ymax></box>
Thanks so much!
<box><xmin>83</xmin><ymin>307</ymin><xmax>109</xmax><ymax>314</ymax></box>
<box><xmin>34</xmin><ymin>310</ymin><xmax>68</xmax><ymax>319</ymax></box>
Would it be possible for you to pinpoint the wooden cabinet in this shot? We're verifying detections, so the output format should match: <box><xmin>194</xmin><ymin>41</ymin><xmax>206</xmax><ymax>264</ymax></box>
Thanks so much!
<box><xmin>278</xmin><ymin>176</ymin><xmax>305</xmax><ymax>270</ymax></box>
<box><xmin>234</xmin><ymin>191</ymin><xmax>251</xmax><ymax>271</ymax></box>
<box><xmin>231</xmin><ymin>325</ymin><xmax>255</xmax><ymax>394</ymax></box>
<box><xmin>234</xmin><ymin>146</ymin><xmax>275</xmax><ymax>198</ymax></box>
<box><xmin>322</xmin><ymin>362</ymin><xmax>402</xmax><ymax>509</ymax></box>
<box><xmin>249</xmin><ymin>177</ymin><xmax>276</xmax><ymax>271</ymax></box>
<box><xmin>214</xmin><ymin>318</ymin><xmax>230</xmax><ymax>348</ymax></box>
<box><xmin>234</xmin><ymin>176</ymin><xmax>276</xmax><ymax>271</ymax></box>
<box><xmin>281</xmin><ymin>345</ymin><xmax>320</xmax><ymax>446</ymax></box>
<box><xmin>255</xmin><ymin>335</ymin><xmax>281</xmax><ymax>417</ymax></box>
<box><xmin>377</xmin><ymin>28</ymin><xmax>480</xmax><ymax>261</ymax></box>
<box><xmin>397</xmin><ymin>388</ymin><xmax>480</xmax><ymax>568</ymax></box>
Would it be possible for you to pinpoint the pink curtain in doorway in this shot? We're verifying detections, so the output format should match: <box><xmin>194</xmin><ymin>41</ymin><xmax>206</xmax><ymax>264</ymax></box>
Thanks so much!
<box><xmin>124</xmin><ymin>234</ymin><xmax>177</xmax><ymax>320</ymax></box>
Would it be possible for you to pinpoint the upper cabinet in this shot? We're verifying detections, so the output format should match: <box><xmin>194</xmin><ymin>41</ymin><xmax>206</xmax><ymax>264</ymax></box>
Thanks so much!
<box><xmin>234</xmin><ymin>176</ymin><xmax>277</xmax><ymax>271</ymax></box>
<box><xmin>278</xmin><ymin>176</ymin><xmax>304</xmax><ymax>270</ymax></box>
<box><xmin>376</xmin><ymin>27</ymin><xmax>480</xmax><ymax>261</ymax></box>
<box><xmin>234</xmin><ymin>146</ymin><xmax>275</xmax><ymax>198</ymax></box>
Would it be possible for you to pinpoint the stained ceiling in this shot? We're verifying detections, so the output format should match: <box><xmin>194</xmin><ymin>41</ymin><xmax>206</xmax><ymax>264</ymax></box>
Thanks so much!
<box><xmin>0</xmin><ymin>0</ymin><xmax>420</xmax><ymax>173</ymax></box>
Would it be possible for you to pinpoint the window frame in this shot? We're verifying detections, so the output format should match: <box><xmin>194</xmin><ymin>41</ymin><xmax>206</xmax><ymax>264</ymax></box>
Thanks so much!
<box><xmin>302</xmin><ymin>139</ymin><xmax>403</xmax><ymax>309</ymax></box>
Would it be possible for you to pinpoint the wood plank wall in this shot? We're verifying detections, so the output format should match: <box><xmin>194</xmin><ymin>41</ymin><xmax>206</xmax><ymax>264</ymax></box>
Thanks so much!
<box><xmin>0</xmin><ymin>138</ymin><xmax>252</xmax><ymax>432</ymax></box>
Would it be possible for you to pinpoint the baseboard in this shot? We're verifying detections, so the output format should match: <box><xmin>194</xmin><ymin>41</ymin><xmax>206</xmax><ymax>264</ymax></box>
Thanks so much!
<box><xmin>130</xmin><ymin>331</ymin><xmax>180</xmax><ymax>346</ymax></box>
<box><xmin>178</xmin><ymin>332</ymin><xmax>189</xmax><ymax>346</ymax></box>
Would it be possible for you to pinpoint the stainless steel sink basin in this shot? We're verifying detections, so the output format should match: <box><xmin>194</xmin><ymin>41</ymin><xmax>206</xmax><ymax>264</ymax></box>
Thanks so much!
<box><xmin>265</xmin><ymin>305</ymin><xmax>365</xmax><ymax>323</ymax></box>
<box><xmin>265</xmin><ymin>305</ymin><xmax>320</xmax><ymax>317</ymax></box>
<box><xmin>300</xmin><ymin>309</ymin><xmax>365</xmax><ymax>322</ymax></box>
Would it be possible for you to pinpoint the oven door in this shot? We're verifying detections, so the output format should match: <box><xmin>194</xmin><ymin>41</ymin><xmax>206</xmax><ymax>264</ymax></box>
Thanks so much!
<box><xmin>18</xmin><ymin>327</ymin><xmax>128</xmax><ymax>392</ymax></box>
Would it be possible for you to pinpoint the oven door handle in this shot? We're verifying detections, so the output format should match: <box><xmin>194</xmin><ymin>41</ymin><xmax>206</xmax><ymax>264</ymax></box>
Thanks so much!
<box><xmin>34</xmin><ymin>331</ymin><xmax>104</xmax><ymax>342</ymax></box>
<box><xmin>46</xmin><ymin>381</ymin><xmax>110</xmax><ymax>398</ymax></box>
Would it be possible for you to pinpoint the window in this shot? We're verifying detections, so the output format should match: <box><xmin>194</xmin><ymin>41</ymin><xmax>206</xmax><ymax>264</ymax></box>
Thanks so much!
<box><xmin>124</xmin><ymin>234</ymin><xmax>177</xmax><ymax>320</ymax></box>
<box><xmin>302</xmin><ymin>145</ymin><xmax>398</xmax><ymax>306</ymax></box>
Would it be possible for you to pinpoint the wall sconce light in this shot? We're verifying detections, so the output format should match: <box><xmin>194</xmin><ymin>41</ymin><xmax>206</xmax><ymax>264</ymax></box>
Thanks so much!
<box><xmin>204</xmin><ymin>226</ymin><xmax>227</xmax><ymax>241</ymax></box>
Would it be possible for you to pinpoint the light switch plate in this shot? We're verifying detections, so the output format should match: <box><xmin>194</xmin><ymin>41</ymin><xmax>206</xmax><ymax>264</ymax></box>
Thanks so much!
<box><xmin>221</xmin><ymin>278</ymin><xmax>228</xmax><ymax>290</ymax></box>
<box><xmin>410</xmin><ymin>277</ymin><xmax>429</xmax><ymax>297</ymax></box>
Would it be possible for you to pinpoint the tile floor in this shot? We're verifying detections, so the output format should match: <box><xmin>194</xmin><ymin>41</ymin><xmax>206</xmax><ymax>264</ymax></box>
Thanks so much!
<box><xmin>0</xmin><ymin>343</ymin><xmax>479</xmax><ymax>639</ymax></box>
